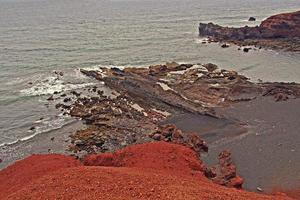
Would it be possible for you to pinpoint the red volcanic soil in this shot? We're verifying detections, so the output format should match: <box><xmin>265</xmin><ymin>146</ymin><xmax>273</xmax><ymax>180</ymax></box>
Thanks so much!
<box><xmin>83</xmin><ymin>141</ymin><xmax>204</xmax><ymax>174</ymax></box>
<box><xmin>0</xmin><ymin>154</ymin><xmax>81</xmax><ymax>199</ymax></box>
<box><xmin>0</xmin><ymin>142</ymin><xmax>296</xmax><ymax>200</ymax></box>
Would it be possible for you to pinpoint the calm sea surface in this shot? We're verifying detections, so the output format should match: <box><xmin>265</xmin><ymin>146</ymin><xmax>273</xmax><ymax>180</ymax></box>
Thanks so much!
<box><xmin>0</xmin><ymin>0</ymin><xmax>300</xmax><ymax>146</ymax></box>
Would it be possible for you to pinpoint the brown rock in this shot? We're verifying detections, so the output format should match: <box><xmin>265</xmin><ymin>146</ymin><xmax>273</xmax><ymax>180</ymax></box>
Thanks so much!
<box><xmin>187</xmin><ymin>134</ymin><xmax>208</xmax><ymax>153</ymax></box>
<box><xmin>203</xmin><ymin>63</ymin><xmax>218</xmax><ymax>72</ymax></box>
<box><xmin>152</xmin><ymin>134</ymin><xmax>162</xmax><ymax>141</ymax></box>
<box><xmin>204</xmin><ymin>167</ymin><xmax>217</xmax><ymax>179</ymax></box>
<box><xmin>228</xmin><ymin>176</ymin><xmax>244</xmax><ymax>189</ymax></box>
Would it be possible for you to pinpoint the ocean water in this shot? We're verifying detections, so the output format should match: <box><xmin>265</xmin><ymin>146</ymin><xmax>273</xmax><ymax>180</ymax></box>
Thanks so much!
<box><xmin>0</xmin><ymin>0</ymin><xmax>300</xmax><ymax>146</ymax></box>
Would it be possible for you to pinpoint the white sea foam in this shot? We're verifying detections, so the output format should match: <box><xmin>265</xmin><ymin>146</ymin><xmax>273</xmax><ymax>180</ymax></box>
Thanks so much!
<box><xmin>195</xmin><ymin>37</ymin><xmax>209</xmax><ymax>44</ymax></box>
<box><xmin>20</xmin><ymin>76</ymin><xmax>95</xmax><ymax>96</ymax></box>
<box><xmin>0</xmin><ymin>115</ymin><xmax>75</xmax><ymax>147</ymax></box>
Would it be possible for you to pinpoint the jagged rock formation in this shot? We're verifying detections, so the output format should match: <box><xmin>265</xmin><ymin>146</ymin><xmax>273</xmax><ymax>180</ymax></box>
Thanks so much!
<box><xmin>199</xmin><ymin>10</ymin><xmax>300</xmax><ymax>51</ymax></box>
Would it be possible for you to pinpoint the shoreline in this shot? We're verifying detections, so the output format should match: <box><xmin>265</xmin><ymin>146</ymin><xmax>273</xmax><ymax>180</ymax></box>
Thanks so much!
<box><xmin>1</xmin><ymin>61</ymin><xmax>300</xmax><ymax>199</ymax></box>
<box><xmin>0</xmin><ymin>120</ymin><xmax>84</xmax><ymax>169</ymax></box>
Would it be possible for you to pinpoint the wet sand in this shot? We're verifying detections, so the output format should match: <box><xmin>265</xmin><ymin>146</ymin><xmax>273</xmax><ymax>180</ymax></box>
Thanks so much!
<box><xmin>162</xmin><ymin>113</ymin><xmax>247</xmax><ymax>143</ymax></box>
<box><xmin>166</xmin><ymin>97</ymin><xmax>300</xmax><ymax>192</ymax></box>
<box><xmin>200</xmin><ymin>97</ymin><xmax>300</xmax><ymax>192</ymax></box>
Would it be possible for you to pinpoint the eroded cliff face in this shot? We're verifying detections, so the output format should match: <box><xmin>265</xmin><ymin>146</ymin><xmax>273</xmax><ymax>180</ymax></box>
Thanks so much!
<box><xmin>199</xmin><ymin>23</ymin><xmax>262</xmax><ymax>40</ymax></box>
<box><xmin>199</xmin><ymin>10</ymin><xmax>300</xmax><ymax>51</ymax></box>
<box><xmin>260</xmin><ymin>11</ymin><xmax>300</xmax><ymax>38</ymax></box>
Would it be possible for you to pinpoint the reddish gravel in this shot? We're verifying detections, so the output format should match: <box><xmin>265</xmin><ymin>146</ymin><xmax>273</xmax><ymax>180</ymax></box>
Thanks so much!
<box><xmin>0</xmin><ymin>154</ymin><xmax>81</xmax><ymax>199</ymax></box>
<box><xmin>0</xmin><ymin>142</ymin><xmax>296</xmax><ymax>200</ymax></box>
<box><xmin>83</xmin><ymin>141</ymin><xmax>204</xmax><ymax>175</ymax></box>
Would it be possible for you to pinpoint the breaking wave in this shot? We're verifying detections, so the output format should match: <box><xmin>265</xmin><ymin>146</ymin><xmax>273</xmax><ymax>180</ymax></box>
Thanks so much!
<box><xmin>20</xmin><ymin>76</ymin><xmax>95</xmax><ymax>96</ymax></box>
<box><xmin>0</xmin><ymin>114</ymin><xmax>76</xmax><ymax>148</ymax></box>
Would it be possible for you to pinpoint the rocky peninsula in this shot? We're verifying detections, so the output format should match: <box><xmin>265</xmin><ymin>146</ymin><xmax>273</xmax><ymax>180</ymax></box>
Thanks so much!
<box><xmin>199</xmin><ymin>10</ymin><xmax>300</xmax><ymax>51</ymax></box>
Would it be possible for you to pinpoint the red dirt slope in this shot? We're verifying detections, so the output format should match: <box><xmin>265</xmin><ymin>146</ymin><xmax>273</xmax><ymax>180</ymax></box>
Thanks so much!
<box><xmin>0</xmin><ymin>154</ymin><xmax>81</xmax><ymax>199</ymax></box>
<box><xmin>83</xmin><ymin>141</ymin><xmax>204</xmax><ymax>175</ymax></box>
<box><xmin>0</xmin><ymin>142</ymin><xmax>295</xmax><ymax>200</ymax></box>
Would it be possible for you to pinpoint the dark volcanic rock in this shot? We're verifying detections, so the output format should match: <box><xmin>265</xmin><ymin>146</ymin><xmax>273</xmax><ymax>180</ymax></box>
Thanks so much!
<box><xmin>221</xmin><ymin>43</ymin><xmax>229</xmax><ymax>48</ymax></box>
<box><xmin>243</xmin><ymin>47</ymin><xmax>251</xmax><ymax>53</ymax></box>
<box><xmin>199</xmin><ymin>10</ymin><xmax>300</xmax><ymax>51</ymax></box>
<box><xmin>248</xmin><ymin>17</ymin><xmax>256</xmax><ymax>21</ymax></box>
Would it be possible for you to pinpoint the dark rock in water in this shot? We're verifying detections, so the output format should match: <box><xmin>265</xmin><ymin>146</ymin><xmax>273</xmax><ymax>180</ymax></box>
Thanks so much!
<box><xmin>29</xmin><ymin>126</ymin><xmax>35</xmax><ymax>131</ymax></box>
<box><xmin>243</xmin><ymin>47</ymin><xmax>251</xmax><ymax>52</ymax></box>
<box><xmin>47</xmin><ymin>95</ymin><xmax>54</xmax><ymax>101</ymax></box>
<box><xmin>71</xmin><ymin>91</ymin><xmax>81</xmax><ymax>97</ymax></box>
<box><xmin>60</xmin><ymin>93</ymin><xmax>67</xmax><ymax>97</ymax></box>
<box><xmin>55</xmin><ymin>103</ymin><xmax>70</xmax><ymax>110</ymax></box>
<box><xmin>50</xmin><ymin>137</ymin><xmax>55</xmax><ymax>141</ymax></box>
<box><xmin>54</xmin><ymin>71</ymin><xmax>64</xmax><ymax>76</ymax></box>
<box><xmin>63</xmin><ymin>97</ymin><xmax>71</xmax><ymax>103</ymax></box>
<box><xmin>221</xmin><ymin>43</ymin><xmax>229</xmax><ymax>48</ymax></box>
<box><xmin>97</xmin><ymin>90</ymin><xmax>104</xmax><ymax>96</ymax></box>
<box><xmin>53</xmin><ymin>91</ymin><xmax>59</xmax><ymax>95</ymax></box>
<box><xmin>28</xmin><ymin>82</ymin><xmax>33</xmax><ymax>85</ymax></box>
<box><xmin>248</xmin><ymin>17</ymin><xmax>256</xmax><ymax>21</ymax></box>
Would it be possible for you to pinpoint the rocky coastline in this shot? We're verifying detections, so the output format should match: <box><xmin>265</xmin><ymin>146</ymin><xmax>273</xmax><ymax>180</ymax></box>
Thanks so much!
<box><xmin>1</xmin><ymin>62</ymin><xmax>300</xmax><ymax>199</ymax></box>
<box><xmin>199</xmin><ymin>10</ymin><xmax>300</xmax><ymax>51</ymax></box>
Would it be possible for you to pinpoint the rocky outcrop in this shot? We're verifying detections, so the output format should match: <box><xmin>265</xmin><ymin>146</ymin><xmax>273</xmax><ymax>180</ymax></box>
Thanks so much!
<box><xmin>199</xmin><ymin>10</ymin><xmax>300</xmax><ymax>51</ymax></box>
<box><xmin>53</xmin><ymin>62</ymin><xmax>300</xmax><ymax>156</ymax></box>
<box><xmin>260</xmin><ymin>11</ymin><xmax>300</xmax><ymax>38</ymax></box>
<box><xmin>149</xmin><ymin>124</ymin><xmax>208</xmax><ymax>154</ymax></box>
<box><xmin>204</xmin><ymin>150</ymin><xmax>244</xmax><ymax>189</ymax></box>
